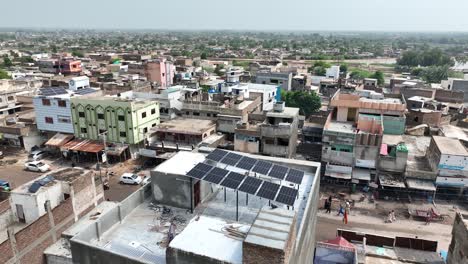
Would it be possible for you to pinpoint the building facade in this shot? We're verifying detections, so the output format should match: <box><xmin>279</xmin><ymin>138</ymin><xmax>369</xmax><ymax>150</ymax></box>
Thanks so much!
<box><xmin>70</xmin><ymin>96</ymin><xmax>160</xmax><ymax>145</ymax></box>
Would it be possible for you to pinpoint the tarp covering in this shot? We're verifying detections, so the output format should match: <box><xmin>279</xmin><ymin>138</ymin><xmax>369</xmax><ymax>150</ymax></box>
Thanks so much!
<box><xmin>380</xmin><ymin>144</ymin><xmax>388</xmax><ymax>155</ymax></box>
<box><xmin>325</xmin><ymin>237</ymin><xmax>356</xmax><ymax>249</ymax></box>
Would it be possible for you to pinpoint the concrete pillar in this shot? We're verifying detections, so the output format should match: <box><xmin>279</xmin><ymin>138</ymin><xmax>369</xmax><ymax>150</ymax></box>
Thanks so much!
<box><xmin>45</xmin><ymin>201</ymin><xmax>57</xmax><ymax>243</ymax></box>
<box><xmin>7</xmin><ymin>226</ymin><xmax>20</xmax><ymax>264</ymax></box>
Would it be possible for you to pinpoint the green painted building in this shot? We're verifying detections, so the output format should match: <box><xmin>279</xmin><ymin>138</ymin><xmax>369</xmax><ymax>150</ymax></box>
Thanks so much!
<box><xmin>70</xmin><ymin>97</ymin><xmax>160</xmax><ymax>144</ymax></box>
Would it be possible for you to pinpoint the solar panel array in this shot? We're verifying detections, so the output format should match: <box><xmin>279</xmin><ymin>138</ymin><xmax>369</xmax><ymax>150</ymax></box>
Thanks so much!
<box><xmin>74</xmin><ymin>88</ymin><xmax>98</xmax><ymax>95</ymax></box>
<box><xmin>206</xmin><ymin>149</ymin><xmax>305</xmax><ymax>185</ymax></box>
<box><xmin>185</xmin><ymin>162</ymin><xmax>298</xmax><ymax>206</ymax></box>
<box><xmin>40</xmin><ymin>87</ymin><xmax>68</xmax><ymax>96</ymax></box>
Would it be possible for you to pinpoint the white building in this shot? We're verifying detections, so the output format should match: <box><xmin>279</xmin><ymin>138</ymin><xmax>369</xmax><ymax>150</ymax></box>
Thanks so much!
<box><xmin>224</xmin><ymin>83</ymin><xmax>278</xmax><ymax>111</ymax></box>
<box><xmin>33</xmin><ymin>77</ymin><xmax>100</xmax><ymax>134</ymax></box>
<box><xmin>326</xmin><ymin>65</ymin><xmax>340</xmax><ymax>80</ymax></box>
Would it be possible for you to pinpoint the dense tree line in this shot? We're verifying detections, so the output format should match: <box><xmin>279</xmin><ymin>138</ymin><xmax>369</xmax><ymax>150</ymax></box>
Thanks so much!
<box><xmin>397</xmin><ymin>48</ymin><xmax>454</xmax><ymax>67</ymax></box>
<box><xmin>281</xmin><ymin>91</ymin><xmax>321</xmax><ymax>117</ymax></box>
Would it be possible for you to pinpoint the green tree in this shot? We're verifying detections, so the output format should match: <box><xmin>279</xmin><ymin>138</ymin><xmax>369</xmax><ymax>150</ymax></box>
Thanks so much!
<box><xmin>340</xmin><ymin>63</ymin><xmax>348</xmax><ymax>73</ymax></box>
<box><xmin>281</xmin><ymin>91</ymin><xmax>321</xmax><ymax>117</ymax></box>
<box><xmin>0</xmin><ymin>69</ymin><xmax>11</xmax><ymax>79</ymax></box>
<box><xmin>72</xmin><ymin>50</ymin><xmax>84</xmax><ymax>57</ymax></box>
<box><xmin>2</xmin><ymin>57</ymin><xmax>12</xmax><ymax>68</ymax></box>
<box><xmin>200</xmin><ymin>52</ymin><xmax>207</xmax><ymax>60</ymax></box>
<box><xmin>369</xmin><ymin>70</ymin><xmax>385</xmax><ymax>86</ymax></box>
<box><xmin>214</xmin><ymin>64</ymin><xmax>224</xmax><ymax>76</ymax></box>
<box><xmin>349</xmin><ymin>69</ymin><xmax>371</xmax><ymax>80</ymax></box>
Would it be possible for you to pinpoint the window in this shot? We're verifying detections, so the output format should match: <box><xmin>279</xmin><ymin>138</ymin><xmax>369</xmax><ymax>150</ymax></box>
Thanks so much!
<box><xmin>42</xmin><ymin>99</ymin><xmax>51</xmax><ymax>106</ymax></box>
<box><xmin>99</xmin><ymin>129</ymin><xmax>107</xmax><ymax>134</ymax></box>
<box><xmin>141</xmin><ymin>112</ymin><xmax>147</xmax><ymax>118</ymax></box>
<box><xmin>277</xmin><ymin>138</ymin><xmax>289</xmax><ymax>146</ymax></box>
<box><xmin>207</xmin><ymin>113</ymin><xmax>211</xmax><ymax>117</ymax></box>
<box><xmin>58</xmin><ymin>116</ymin><xmax>71</xmax><ymax>123</ymax></box>
<box><xmin>152</xmin><ymin>123</ymin><xmax>157</xmax><ymax>127</ymax></box>
<box><xmin>57</xmin><ymin>100</ymin><xmax>66</xmax><ymax>107</ymax></box>
<box><xmin>81</xmin><ymin>128</ymin><xmax>87</xmax><ymax>133</ymax></box>
<box><xmin>7</xmin><ymin>96</ymin><xmax>14</xmax><ymax>101</ymax></box>
<box><xmin>143</xmin><ymin>127</ymin><xmax>148</xmax><ymax>133</ymax></box>
<box><xmin>78</xmin><ymin>112</ymin><xmax>85</xmax><ymax>118</ymax></box>
<box><xmin>98</xmin><ymin>113</ymin><xmax>104</xmax><ymax>119</ymax></box>
<box><xmin>186</xmin><ymin>111</ymin><xmax>190</xmax><ymax>115</ymax></box>
<box><xmin>264</xmin><ymin>137</ymin><xmax>275</xmax><ymax>145</ymax></box>
<box><xmin>118</xmin><ymin>115</ymin><xmax>125</xmax><ymax>121</ymax></box>
<box><xmin>45</xmin><ymin>117</ymin><xmax>53</xmax><ymax>124</ymax></box>
<box><xmin>193</xmin><ymin>112</ymin><xmax>200</xmax><ymax>116</ymax></box>
<box><xmin>120</xmin><ymin>132</ymin><xmax>127</xmax><ymax>137</ymax></box>
<box><xmin>151</xmin><ymin>108</ymin><xmax>156</xmax><ymax>115</ymax></box>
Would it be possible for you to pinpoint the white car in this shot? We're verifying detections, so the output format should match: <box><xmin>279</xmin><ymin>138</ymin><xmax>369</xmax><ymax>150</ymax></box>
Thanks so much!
<box><xmin>28</xmin><ymin>150</ymin><xmax>48</xmax><ymax>161</ymax></box>
<box><xmin>141</xmin><ymin>175</ymin><xmax>150</xmax><ymax>185</ymax></box>
<box><xmin>25</xmin><ymin>161</ymin><xmax>50</xmax><ymax>172</ymax></box>
<box><xmin>119</xmin><ymin>173</ymin><xmax>142</xmax><ymax>185</ymax></box>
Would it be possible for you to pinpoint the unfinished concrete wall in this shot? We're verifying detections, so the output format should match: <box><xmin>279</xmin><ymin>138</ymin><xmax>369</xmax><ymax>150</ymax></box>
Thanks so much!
<box><xmin>336</xmin><ymin>107</ymin><xmax>348</xmax><ymax>122</ymax></box>
<box><xmin>447</xmin><ymin>213</ymin><xmax>468</xmax><ymax>264</ymax></box>
<box><xmin>151</xmin><ymin>171</ymin><xmax>192</xmax><ymax>209</ymax></box>
<box><xmin>166</xmin><ymin>247</ymin><xmax>230</xmax><ymax>264</ymax></box>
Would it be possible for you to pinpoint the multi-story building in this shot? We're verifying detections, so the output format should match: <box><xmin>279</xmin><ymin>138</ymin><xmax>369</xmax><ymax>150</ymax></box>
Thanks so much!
<box><xmin>0</xmin><ymin>79</ymin><xmax>41</xmax><ymax>118</ymax></box>
<box><xmin>235</xmin><ymin>102</ymin><xmax>299</xmax><ymax>159</ymax></box>
<box><xmin>256</xmin><ymin>70</ymin><xmax>292</xmax><ymax>91</ymax></box>
<box><xmin>70</xmin><ymin>94</ymin><xmax>160</xmax><ymax>145</ymax></box>
<box><xmin>33</xmin><ymin>76</ymin><xmax>101</xmax><ymax>135</ymax></box>
<box><xmin>128</xmin><ymin>59</ymin><xmax>174</xmax><ymax>88</ymax></box>
<box><xmin>37</xmin><ymin>58</ymin><xmax>82</xmax><ymax>74</ymax></box>
<box><xmin>325</xmin><ymin>65</ymin><xmax>340</xmax><ymax>80</ymax></box>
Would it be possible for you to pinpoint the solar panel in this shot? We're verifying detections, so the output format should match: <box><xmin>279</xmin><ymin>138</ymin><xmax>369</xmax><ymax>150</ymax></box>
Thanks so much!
<box><xmin>40</xmin><ymin>87</ymin><xmax>68</xmax><ymax>96</ymax></box>
<box><xmin>268</xmin><ymin>165</ymin><xmax>289</xmax><ymax>180</ymax></box>
<box><xmin>238</xmin><ymin>177</ymin><xmax>262</xmax><ymax>195</ymax></box>
<box><xmin>206</xmin><ymin>148</ymin><xmax>228</xmax><ymax>162</ymax></box>
<box><xmin>220</xmin><ymin>171</ymin><xmax>246</xmax><ymax>189</ymax></box>
<box><xmin>204</xmin><ymin>167</ymin><xmax>229</xmax><ymax>184</ymax></box>
<box><xmin>75</xmin><ymin>88</ymin><xmax>98</xmax><ymax>95</ymax></box>
<box><xmin>275</xmin><ymin>186</ymin><xmax>298</xmax><ymax>206</ymax></box>
<box><xmin>257</xmin><ymin>181</ymin><xmax>280</xmax><ymax>200</ymax></box>
<box><xmin>236</xmin><ymin>156</ymin><xmax>257</xmax><ymax>170</ymax></box>
<box><xmin>285</xmin><ymin>169</ymin><xmax>305</xmax><ymax>184</ymax></box>
<box><xmin>220</xmin><ymin>152</ymin><xmax>243</xmax><ymax>166</ymax></box>
<box><xmin>252</xmin><ymin>160</ymin><xmax>273</xmax><ymax>175</ymax></box>
<box><xmin>187</xmin><ymin>163</ymin><xmax>213</xmax><ymax>179</ymax></box>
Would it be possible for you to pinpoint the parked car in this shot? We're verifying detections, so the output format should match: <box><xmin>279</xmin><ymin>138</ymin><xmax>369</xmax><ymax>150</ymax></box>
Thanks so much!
<box><xmin>25</xmin><ymin>161</ymin><xmax>50</xmax><ymax>172</ymax></box>
<box><xmin>141</xmin><ymin>175</ymin><xmax>150</xmax><ymax>185</ymax></box>
<box><xmin>28</xmin><ymin>150</ymin><xmax>48</xmax><ymax>161</ymax></box>
<box><xmin>119</xmin><ymin>173</ymin><xmax>142</xmax><ymax>185</ymax></box>
<box><xmin>0</xmin><ymin>180</ymin><xmax>10</xmax><ymax>191</ymax></box>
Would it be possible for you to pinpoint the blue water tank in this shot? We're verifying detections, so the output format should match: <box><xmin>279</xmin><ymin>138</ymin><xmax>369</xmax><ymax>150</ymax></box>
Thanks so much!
<box><xmin>275</xmin><ymin>86</ymin><xmax>282</xmax><ymax>101</ymax></box>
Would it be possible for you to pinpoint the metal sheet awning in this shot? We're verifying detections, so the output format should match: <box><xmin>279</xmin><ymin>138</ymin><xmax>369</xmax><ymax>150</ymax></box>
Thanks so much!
<box><xmin>379</xmin><ymin>174</ymin><xmax>405</xmax><ymax>188</ymax></box>
<box><xmin>45</xmin><ymin>133</ymin><xmax>74</xmax><ymax>147</ymax></box>
<box><xmin>406</xmin><ymin>178</ymin><xmax>436</xmax><ymax>191</ymax></box>
<box><xmin>435</xmin><ymin>177</ymin><xmax>468</xmax><ymax>187</ymax></box>
<box><xmin>61</xmin><ymin>139</ymin><xmax>104</xmax><ymax>153</ymax></box>
<box><xmin>352</xmin><ymin>168</ymin><xmax>371</xmax><ymax>181</ymax></box>
<box><xmin>325</xmin><ymin>164</ymin><xmax>352</xmax><ymax>180</ymax></box>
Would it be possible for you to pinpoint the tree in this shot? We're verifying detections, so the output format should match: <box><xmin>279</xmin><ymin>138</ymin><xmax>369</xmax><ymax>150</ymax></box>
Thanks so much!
<box><xmin>200</xmin><ymin>52</ymin><xmax>207</xmax><ymax>60</ymax></box>
<box><xmin>72</xmin><ymin>50</ymin><xmax>84</xmax><ymax>58</ymax></box>
<box><xmin>214</xmin><ymin>64</ymin><xmax>224</xmax><ymax>76</ymax></box>
<box><xmin>0</xmin><ymin>69</ymin><xmax>11</xmax><ymax>79</ymax></box>
<box><xmin>281</xmin><ymin>91</ymin><xmax>321</xmax><ymax>117</ymax></box>
<box><xmin>308</xmin><ymin>60</ymin><xmax>331</xmax><ymax>76</ymax></box>
<box><xmin>2</xmin><ymin>57</ymin><xmax>12</xmax><ymax>68</ymax></box>
<box><xmin>349</xmin><ymin>69</ymin><xmax>371</xmax><ymax>80</ymax></box>
<box><xmin>340</xmin><ymin>63</ymin><xmax>348</xmax><ymax>73</ymax></box>
<box><xmin>369</xmin><ymin>70</ymin><xmax>385</xmax><ymax>86</ymax></box>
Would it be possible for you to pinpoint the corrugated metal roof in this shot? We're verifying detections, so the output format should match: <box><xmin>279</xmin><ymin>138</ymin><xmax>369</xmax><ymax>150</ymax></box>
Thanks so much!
<box><xmin>61</xmin><ymin>139</ymin><xmax>104</xmax><ymax>153</ymax></box>
<box><xmin>45</xmin><ymin>133</ymin><xmax>74</xmax><ymax>147</ymax></box>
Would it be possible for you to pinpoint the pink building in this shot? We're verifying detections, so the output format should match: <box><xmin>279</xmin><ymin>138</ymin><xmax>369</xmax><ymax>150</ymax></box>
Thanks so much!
<box><xmin>146</xmin><ymin>59</ymin><xmax>174</xmax><ymax>88</ymax></box>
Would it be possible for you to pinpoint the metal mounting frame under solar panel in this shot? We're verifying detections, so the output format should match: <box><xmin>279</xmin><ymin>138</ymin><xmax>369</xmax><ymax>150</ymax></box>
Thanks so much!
<box><xmin>275</xmin><ymin>186</ymin><xmax>298</xmax><ymax>206</ymax></box>
<box><xmin>205</xmin><ymin>148</ymin><xmax>229</xmax><ymax>162</ymax></box>
<box><xmin>203</xmin><ymin>167</ymin><xmax>229</xmax><ymax>184</ymax></box>
<box><xmin>285</xmin><ymin>169</ymin><xmax>305</xmax><ymax>184</ymax></box>
<box><xmin>268</xmin><ymin>164</ymin><xmax>289</xmax><ymax>180</ymax></box>
<box><xmin>40</xmin><ymin>87</ymin><xmax>68</xmax><ymax>96</ymax></box>
<box><xmin>256</xmin><ymin>181</ymin><xmax>280</xmax><ymax>200</ymax></box>
<box><xmin>186</xmin><ymin>163</ymin><xmax>214</xmax><ymax>180</ymax></box>
<box><xmin>238</xmin><ymin>177</ymin><xmax>263</xmax><ymax>195</ymax></box>
<box><xmin>220</xmin><ymin>152</ymin><xmax>243</xmax><ymax>166</ymax></box>
<box><xmin>220</xmin><ymin>171</ymin><xmax>246</xmax><ymax>190</ymax></box>
<box><xmin>236</xmin><ymin>156</ymin><xmax>257</xmax><ymax>170</ymax></box>
<box><xmin>252</xmin><ymin>160</ymin><xmax>273</xmax><ymax>175</ymax></box>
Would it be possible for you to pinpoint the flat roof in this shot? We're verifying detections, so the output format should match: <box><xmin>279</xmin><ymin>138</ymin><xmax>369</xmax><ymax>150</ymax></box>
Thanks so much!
<box><xmin>439</xmin><ymin>125</ymin><xmax>468</xmax><ymax>142</ymax></box>
<box><xmin>433</xmin><ymin>136</ymin><xmax>468</xmax><ymax>156</ymax></box>
<box><xmin>151</xmin><ymin>118</ymin><xmax>215</xmax><ymax>135</ymax></box>
<box><xmin>266</xmin><ymin>107</ymin><xmax>299</xmax><ymax>118</ymax></box>
<box><xmin>327</xmin><ymin>121</ymin><xmax>356</xmax><ymax>134</ymax></box>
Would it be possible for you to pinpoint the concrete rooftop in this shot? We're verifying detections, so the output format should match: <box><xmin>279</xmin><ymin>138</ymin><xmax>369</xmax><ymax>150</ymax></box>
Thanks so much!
<box><xmin>433</xmin><ymin>136</ymin><xmax>468</xmax><ymax>156</ymax></box>
<box><xmin>151</xmin><ymin>118</ymin><xmax>216</xmax><ymax>135</ymax></box>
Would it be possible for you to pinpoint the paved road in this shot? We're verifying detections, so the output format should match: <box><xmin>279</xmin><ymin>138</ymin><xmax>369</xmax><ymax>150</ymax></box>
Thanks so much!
<box><xmin>0</xmin><ymin>164</ymin><xmax>44</xmax><ymax>189</ymax></box>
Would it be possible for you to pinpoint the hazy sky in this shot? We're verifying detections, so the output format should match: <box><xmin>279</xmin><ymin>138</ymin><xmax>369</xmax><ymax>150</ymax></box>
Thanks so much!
<box><xmin>2</xmin><ymin>0</ymin><xmax>468</xmax><ymax>31</ymax></box>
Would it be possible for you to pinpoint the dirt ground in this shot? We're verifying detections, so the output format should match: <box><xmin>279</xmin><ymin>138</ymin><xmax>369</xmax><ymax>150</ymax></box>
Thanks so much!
<box><xmin>316</xmin><ymin>186</ymin><xmax>468</xmax><ymax>253</ymax></box>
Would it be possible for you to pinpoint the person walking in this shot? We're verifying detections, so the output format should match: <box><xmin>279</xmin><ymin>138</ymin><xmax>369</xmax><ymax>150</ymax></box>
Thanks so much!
<box><xmin>343</xmin><ymin>201</ymin><xmax>351</xmax><ymax>224</ymax></box>
<box><xmin>326</xmin><ymin>196</ymin><xmax>332</xmax><ymax>213</ymax></box>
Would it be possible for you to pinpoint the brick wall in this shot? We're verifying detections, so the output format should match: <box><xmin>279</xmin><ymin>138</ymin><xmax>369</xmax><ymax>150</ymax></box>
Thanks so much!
<box><xmin>52</xmin><ymin>198</ymin><xmax>73</xmax><ymax>225</ymax></box>
<box><xmin>20</xmin><ymin>237</ymin><xmax>53</xmax><ymax>264</ymax></box>
<box><xmin>71</xmin><ymin>172</ymin><xmax>93</xmax><ymax>193</ymax></box>
<box><xmin>0</xmin><ymin>198</ymin><xmax>10</xmax><ymax>214</ymax></box>
<box><xmin>0</xmin><ymin>240</ymin><xmax>14</xmax><ymax>263</ymax></box>
<box><xmin>435</xmin><ymin>89</ymin><xmax>464</xmax><ymax>104</ymax></box>
<box><xmin>15</xmin><ymin>211</ymin><xmax>51</xmax><ymax>251</ymax></box>
<box><xmin>243</xmin><ymin>243</ymin><xmax>285</xmax><ymax>264</ymax></box>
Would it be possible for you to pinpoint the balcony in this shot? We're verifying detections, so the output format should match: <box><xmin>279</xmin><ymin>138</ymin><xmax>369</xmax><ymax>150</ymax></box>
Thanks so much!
<box><xmin>322</xmin><ymin>149</ymin><xmax>353</xmax><ymax>166</ymax></box>
<box><xmin>260</xmin><ymin>123</ymin><xmax>293</xmax><ymax>138</ymax></box>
